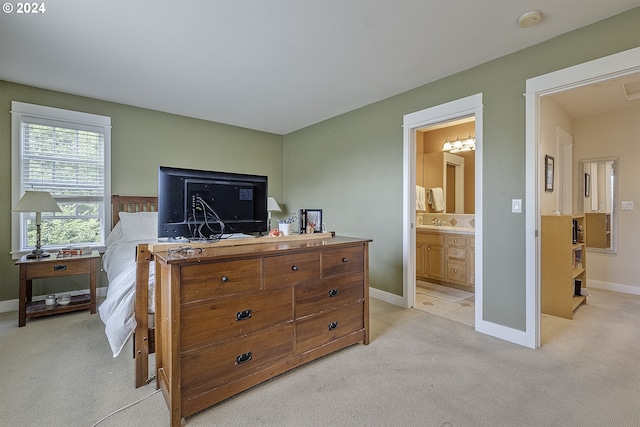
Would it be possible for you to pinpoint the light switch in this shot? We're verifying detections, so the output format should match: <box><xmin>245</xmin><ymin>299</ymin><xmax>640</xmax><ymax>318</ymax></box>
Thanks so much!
<box><xmin>512</xmin><ymin>199</ymin><xmax>522</xmax><ymax>213</ymax></box>
<box><xmin>621</xmin><ymin>201</ymin><xmax>634</xmax><ymax>211</ymax></box>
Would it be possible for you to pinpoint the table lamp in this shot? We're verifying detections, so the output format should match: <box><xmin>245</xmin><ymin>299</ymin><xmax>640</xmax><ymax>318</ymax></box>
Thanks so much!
<box><xmin>13</xmin><ymin>191</ymin><xmax>62</xmax><ymax>258</ymax></box>
<box><xmin>267</xmin><ymin>197</ymin><xmax>282</xmax><ymax>230</ymax></box>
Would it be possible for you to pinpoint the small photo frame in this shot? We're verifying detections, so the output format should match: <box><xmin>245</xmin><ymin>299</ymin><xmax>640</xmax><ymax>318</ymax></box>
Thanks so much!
<box><xmin>545</xmin><ymin>155</ymin><xmax>554</xmax><ymax>192</ymax></box>
<box><xmin>299</xmin><ymin>209</ymin><xmax>322</xmax><ymax>234</ymax></box>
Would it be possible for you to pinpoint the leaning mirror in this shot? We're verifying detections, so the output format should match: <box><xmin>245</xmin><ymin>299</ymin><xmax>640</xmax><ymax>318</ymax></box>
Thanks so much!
<box><xmin>579</xmin><ymin>157</ymin><xmax>618</xmax><ymax>254</ymax></box>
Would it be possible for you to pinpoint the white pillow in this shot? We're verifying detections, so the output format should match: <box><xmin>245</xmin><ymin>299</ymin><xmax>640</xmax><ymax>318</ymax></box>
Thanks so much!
<box><xmin>105</xmin><ymin>222</ymin><xmax>125</xmax><ymax>247</ymax></box>
<box><xmin>118</xmin><ymin>212</ymin><xmax>158</xmax><ymax>242</ymax></box>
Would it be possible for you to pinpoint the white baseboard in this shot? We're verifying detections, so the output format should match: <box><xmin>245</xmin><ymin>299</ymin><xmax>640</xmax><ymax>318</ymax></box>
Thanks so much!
<box><xmin>369</xmin><ymin>287</ymin><xmax>406</xmax><ymax>307</ymax></box>
<box><xmin>587</xmin><ymin>280</ymin><xmax>640</xmax><ymax>295</ymax></box>
<box><xmin>0</xmin><ymin>287</ymin><xmax>108</xmax><ymax>314</ymax></box>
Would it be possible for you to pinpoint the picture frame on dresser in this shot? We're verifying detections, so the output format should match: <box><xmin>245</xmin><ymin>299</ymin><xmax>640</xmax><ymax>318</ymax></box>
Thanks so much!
<box><xmin>299</xmin><ymin>209</ymin><xmax>322</xmax><ymax>233</ymax></box>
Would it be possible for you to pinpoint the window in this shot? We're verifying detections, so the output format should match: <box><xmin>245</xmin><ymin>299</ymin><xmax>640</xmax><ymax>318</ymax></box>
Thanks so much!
<box><xmin>11</xmin><ymin>102</ymin><xmax>111</xmax><ymax>257</ymax></box>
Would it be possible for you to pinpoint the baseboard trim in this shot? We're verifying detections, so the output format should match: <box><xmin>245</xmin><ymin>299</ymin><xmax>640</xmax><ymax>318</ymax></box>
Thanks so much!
<box><xmin>369</xmin><ymin>287</ymin><xmax>406</xmax><ymax>307</ymax></box>
<box><xmin>0</xmin><ymin>286</ymin><xmax>108</xmax><ymax>314</ymax></box>
<box><xmin>587</xmin><ymin>280</ymin><xmax>640</xmax><ymax>295</ymax></box>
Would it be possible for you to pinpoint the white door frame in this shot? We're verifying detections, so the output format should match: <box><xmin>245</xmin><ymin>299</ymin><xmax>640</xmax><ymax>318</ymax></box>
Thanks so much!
<box><xmin>402</xmin><ymin>93</ymin><xmax>484</xmax><ymax>326</ymax></box>
<box><xmin>525</xmin><ymin>47</ymin><xmax>640</xmax><ymax>348</ymax></box>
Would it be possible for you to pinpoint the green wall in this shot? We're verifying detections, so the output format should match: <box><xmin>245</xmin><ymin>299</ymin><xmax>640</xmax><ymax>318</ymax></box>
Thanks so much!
<box><xmin>0</xmin><ymin>83</ymin><xmax>283</xmax><ymax>301</ymax></box>
<box><xmin>282</xmin><ymin>9</ymin><xmax>640</xmax><ymax>331</ymax></box>
<box><xmin>1</xmin><ymin>9</ymin><xmax>638</xmax><ymax>332</ymax></box>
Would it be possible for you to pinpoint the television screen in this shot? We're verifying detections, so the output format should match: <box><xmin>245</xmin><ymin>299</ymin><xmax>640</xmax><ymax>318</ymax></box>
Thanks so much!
<box><xmin>158</xmin><ymin>166</ymin><xmax>268</xmax><ymax>239</ymax></box>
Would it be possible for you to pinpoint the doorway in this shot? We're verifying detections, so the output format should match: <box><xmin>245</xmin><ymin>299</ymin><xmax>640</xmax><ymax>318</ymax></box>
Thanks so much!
<box><xmin>403</xmin><ymin>93</ymin><xmax>486</xmax><ymax>333</ymax></box>
<box><xmin>525</xmin><ymin>47</ymin><xmax>640</xmax><ymax>348</ymax></box>
<box><xmin>414</xmin><ymin>120</ymin><xmax>475</xmax><ymax>326</ymax></box>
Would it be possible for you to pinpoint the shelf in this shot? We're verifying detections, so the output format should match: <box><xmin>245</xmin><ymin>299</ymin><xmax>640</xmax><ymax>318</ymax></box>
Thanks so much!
<box><xmin>571</xmin><ymin>267</ymin><xmax>585</xmax><ymax>279</ymax></box>
<box><xmin>572</xmin><ymin>295</ymin><xmax>586</xmax><ymax>312</ymax></box>
<box><xmin>26</xmin><ymin>294</ymin><xmax>91</xmax><ymax>318</ymax></box>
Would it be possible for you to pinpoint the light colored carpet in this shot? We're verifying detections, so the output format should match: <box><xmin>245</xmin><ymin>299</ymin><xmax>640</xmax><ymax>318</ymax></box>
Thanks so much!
<box><xmin>417</xmin><ymin>280</ymin><xmax>474</xmax><ymax>302</ymax></box>
<box><xmin>1</xmin><ymin>288</ymin><xmax>639</xmax><ymax>426</ymax></box>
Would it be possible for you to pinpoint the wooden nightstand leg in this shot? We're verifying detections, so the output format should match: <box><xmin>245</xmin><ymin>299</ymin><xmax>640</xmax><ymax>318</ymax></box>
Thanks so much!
<box><xmin>18</xmin><ymin>267</ymin><xmax>28</xmax><ymax>327</ymax></box>
<box><xmin>89</xmin><ymin>258</ymin><xmax>97</xmax><ymax>314</ymax></box>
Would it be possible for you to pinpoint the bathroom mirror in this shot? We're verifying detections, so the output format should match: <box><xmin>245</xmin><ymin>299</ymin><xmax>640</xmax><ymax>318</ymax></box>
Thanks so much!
<box><xmin>579</xmin><ymin>157</ymin><xmax>618</xmax><ymax>254</ymax></box>
<box><xmin>421</xmin><ymin>151</ymin><xmax>475</xmax><ymax>214</ymax></box>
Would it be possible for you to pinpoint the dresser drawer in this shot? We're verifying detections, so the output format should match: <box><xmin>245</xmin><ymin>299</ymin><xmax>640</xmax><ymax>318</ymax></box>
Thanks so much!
<box><xmin>295</xmin><ymin>303</ymin><xmax>364</xmax><ymax>354</ymax></box>
<box><xmin>25</xmin><ymin>259</ymin><xmax>91</xmax><ymax>279</ymax></box>
<box><xmin>181</xmin><ymin>288</ymin><xmax>293</xmax><ymax>352</ymax></box>
<box><xmin>417</xmin><ymin>232</ymin><xmax>444</xmax><ymax>245</ymax></box>
<box><xmin>447</xmin><ymin>247</ymin><xmax>466</xmax><ymax>259</ymax></box>
<box><xmin>263</xmin><ymin>252</ymin><xmax>321</xmax><ymax>289</ymax></box>
<box><xmin>322</xmin><ymin>246</ymin><xmax>364</xmax><ymax>277</ymax></box>
<box><xmin>446</xmin><ymin>235</ymin><xmax>467</xmax><ymax>247</ymax></box>
<box><xmin>180</xmin><ymin>258</ymin><xmax>261</xmax><ymax>303</ymax></box>
<box><xmin>181</xmin><ymin>324</ymin><xmax>293</xmax><ymax>401</ymax></box>
<box><xmin>447</xmin><ymin>260</ymin><xmax>466</xmax><ymax>282</ymax></box>
<box><xmin>295</xmin><ymin>272</ymin><xmax>364</xmax><ymax>319</ymax></box>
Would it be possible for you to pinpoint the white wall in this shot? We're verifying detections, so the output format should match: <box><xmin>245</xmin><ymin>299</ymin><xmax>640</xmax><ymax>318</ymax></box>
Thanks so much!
<box><xmin>540</xmin><ymin>97</ymin><xmax>572</xmax><ymax>215</ymax></box>
<box><xmin>573</xmin><ymin>107</ymin><xmax>640</xmax><ymax>293</ymax></box>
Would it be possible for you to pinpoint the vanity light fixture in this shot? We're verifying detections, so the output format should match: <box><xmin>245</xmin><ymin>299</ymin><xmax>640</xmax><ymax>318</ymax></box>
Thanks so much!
<box><xmin>442</xmin><ymin>133</ymin><xmax>475</xmax><ymax>153</ymax></box>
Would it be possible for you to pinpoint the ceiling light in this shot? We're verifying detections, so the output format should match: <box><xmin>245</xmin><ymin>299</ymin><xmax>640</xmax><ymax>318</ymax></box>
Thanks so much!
<box><xmin>518</xmin><ymin>10</ymin><xmax>543</xmax><ymax>28</ymax></box>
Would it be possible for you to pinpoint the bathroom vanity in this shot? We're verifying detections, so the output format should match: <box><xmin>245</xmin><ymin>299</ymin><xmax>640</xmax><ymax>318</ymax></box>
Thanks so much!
<box><xmin>416</xmin><ymin>225</ymin><xmax>475</xmax><ymax>291</ymax></box>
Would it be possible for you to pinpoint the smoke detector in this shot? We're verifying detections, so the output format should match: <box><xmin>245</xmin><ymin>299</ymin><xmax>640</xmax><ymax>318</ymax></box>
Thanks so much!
<box><xmin>518</xmin><ymin>10</ymin><xmax>543</xmax><ymax>28</ymax></box>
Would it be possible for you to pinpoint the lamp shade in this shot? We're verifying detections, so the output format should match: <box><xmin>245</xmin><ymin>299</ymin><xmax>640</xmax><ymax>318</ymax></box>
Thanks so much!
<box><xmin>267</xmin><ymin>197</ymin><xmax>282</xmax><ymax>212</ymax></box>
<box><xmin>13</xmin><ymin>191</ymin><xmax>62</xmax><ymax>213</ymax></box>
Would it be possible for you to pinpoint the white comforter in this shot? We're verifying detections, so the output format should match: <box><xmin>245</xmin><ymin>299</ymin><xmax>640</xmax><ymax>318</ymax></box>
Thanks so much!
<box><xmin>99</xmin><ymin>241</ymin><xmax>155</xmax><ymax>357</ymax></box>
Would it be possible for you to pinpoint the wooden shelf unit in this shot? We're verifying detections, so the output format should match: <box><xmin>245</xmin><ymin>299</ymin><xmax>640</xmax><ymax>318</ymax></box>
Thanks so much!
<box><xmin>541</xmin><ymin>215</ymin><xmax>587</xmax><ymax>319</ymax></box>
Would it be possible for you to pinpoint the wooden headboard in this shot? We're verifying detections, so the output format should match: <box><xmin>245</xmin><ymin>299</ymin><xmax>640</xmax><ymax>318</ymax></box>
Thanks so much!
<box><xmin>112</xmin><ymin>195</ymin><xmax>158</xmax><ymax>227</ymax></box>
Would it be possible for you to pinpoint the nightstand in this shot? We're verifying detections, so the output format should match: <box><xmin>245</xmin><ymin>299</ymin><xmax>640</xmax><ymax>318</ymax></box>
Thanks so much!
<box><xmin>16</xmin><ymin>251</ymin><xmax>100</xmax><ymax>327</ymax></box>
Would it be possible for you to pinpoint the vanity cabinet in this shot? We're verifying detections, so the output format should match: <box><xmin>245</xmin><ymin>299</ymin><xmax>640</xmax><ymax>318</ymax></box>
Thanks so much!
<box><xmin>446</xmin><ymin>235</ymin><xmax>467</xmax><ymax>284</ymax></box>
<box><xmin>541</xmin><ymin>215</ymin><xmax>587</xmax><ymax>319</ymax></box>
<box><xmin>417</xmin><ymin>230</ymin><xmax>474</xmax><ymax>290</ymax></box>
<box><xmin>416</xmin><ymin>232</ymin><xmax>445</xmax><ymax>280</ymax></box>
<box><xmin>152</xmin><ymin>236</ymin><xmax>371</xmax><ymax>427</ymax></box>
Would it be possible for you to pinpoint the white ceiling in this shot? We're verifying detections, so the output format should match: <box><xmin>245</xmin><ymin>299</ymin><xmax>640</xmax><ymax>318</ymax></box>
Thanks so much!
<box><xmin>548</xmin><ymin>72</ymin><xmax>640</xmax><ymax>118</ymax></box>
<box><xmin>1</xmin><ymin>1</ymin><xmax>638</xmax><ymax>134</ymax></box>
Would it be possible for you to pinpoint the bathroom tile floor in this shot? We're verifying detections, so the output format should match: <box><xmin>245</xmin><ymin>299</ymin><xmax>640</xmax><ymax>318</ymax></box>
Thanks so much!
<box><xmin>414</xmin><ymin>280</ymin><xmax>475</xmax><ymax>327</ymax></box>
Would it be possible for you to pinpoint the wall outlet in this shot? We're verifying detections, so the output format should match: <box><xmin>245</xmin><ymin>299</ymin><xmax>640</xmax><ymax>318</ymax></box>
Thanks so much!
<box><xmin>621</xmin><ymin>201</ymin><xmax>634</xmax><ymax>211</ymax></box>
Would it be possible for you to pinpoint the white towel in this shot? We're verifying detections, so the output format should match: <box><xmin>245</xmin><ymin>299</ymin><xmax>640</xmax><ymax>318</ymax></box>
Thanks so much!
<box><xmin>429</xmin><ymin>187</ymin><xmax>445</xmax><ymax>212</ymax></box>
<box><xmin>416</xmin><ymin>186</ymin><xmax>426</xmax><ymax>211</ymax></box>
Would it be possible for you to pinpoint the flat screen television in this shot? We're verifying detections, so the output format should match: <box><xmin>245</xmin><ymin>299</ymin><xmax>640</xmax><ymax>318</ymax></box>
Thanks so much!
<box><xmin>158</xmin><ymin>166</ymin><xmax>268</xmax><ymax>239</ymax></box>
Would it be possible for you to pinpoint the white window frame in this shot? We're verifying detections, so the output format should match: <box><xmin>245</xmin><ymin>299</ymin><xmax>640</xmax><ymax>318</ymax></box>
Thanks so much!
<box><xmin>11</xmin><ymin>101</ymin><xmax>111</xmax><ymax>258</ymax></box>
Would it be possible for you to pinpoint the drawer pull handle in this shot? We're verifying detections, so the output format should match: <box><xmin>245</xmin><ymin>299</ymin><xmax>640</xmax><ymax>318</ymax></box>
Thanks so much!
<box><xmin>236</xmin><ymin>309</ymin><xmax>252</xmax><ymax>321</ymax></box>
<box><xmin>328</xmin><ymin>321</ymin><xmax>339</xmax><ymax>331</ymax></box>
<box><xmin>53</xmin><ymin>265</ymin><xmax>67</xmax><ymax>271</ymax></box>
<box><xmin>236</xmin><ymin>352</ymin><xmax>252</xmax><ymax>365</ymax></box>
<box><xmin>328</xmin><ymin>288</ymin><xmax>339</xmax><ymax>297</ymax></box>
<box><xmin>221</xmin><ymin>275</ymin><xmax>229</xmax><ymax>282</ymax></box>
<box><xmin>291</xmin><ymin>265</ymin><xmax>298</xmax><ymax>271</ymax></box>
<box><xmin>342</xmin><ymin>257</ymin><xmax>349</xmax><ymax>263</ymax></box>
<box><xmin>454</xmin><ymin>251</ymin><xmax>458</xmax><ymax>255</ymax></box>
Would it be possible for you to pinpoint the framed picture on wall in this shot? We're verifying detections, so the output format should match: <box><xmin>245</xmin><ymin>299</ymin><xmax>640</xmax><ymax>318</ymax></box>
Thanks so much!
<box><xmin>545</xmin><ymin>155</ymin><xmax>554</xmax><ymax>192</ymax></box>
<box><xmin>299</xmin><ymin>209</ymin><xmax>322</xmax><ymax>234</ymax></box>
<box><xmin>584</xmin><ymin>173</ymin><xmax>590</xmax><ymax>197</ymax></box>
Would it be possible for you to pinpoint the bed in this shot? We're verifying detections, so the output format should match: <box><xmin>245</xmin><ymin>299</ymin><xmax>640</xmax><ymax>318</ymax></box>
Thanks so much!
<box><xmin>99</xmin><ymin>195</ymin><xmax>158</xmax><ymax>388</ymax></box>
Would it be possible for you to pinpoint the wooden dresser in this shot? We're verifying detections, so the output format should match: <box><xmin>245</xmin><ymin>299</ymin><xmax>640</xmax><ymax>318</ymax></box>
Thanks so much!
<box><xmin>151</xmin><ymin>235</ymin><xmax>371</xmax><ymax>426</ymax></box>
